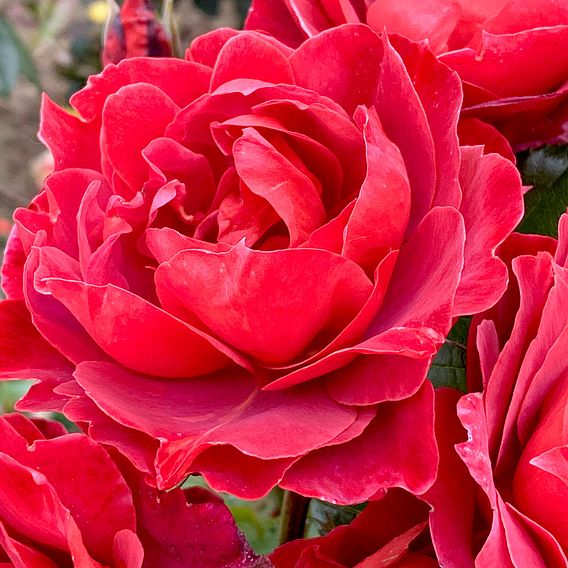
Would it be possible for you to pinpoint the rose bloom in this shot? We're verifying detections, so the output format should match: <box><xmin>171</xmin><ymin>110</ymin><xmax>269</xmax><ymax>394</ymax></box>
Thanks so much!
<box><xmin>0</xmin><ymin>413</ymin><xmax>264</xmax><ymax>568</ymax></box>
<box><xmin>457</xmin><ymin>214</ymin><xmax>568</xmax><ymax>565</ymax></box>
<box><xmin>0</xmin><ymin>25</ymin><xmax>522</xmax><ymax>503</ymax></box>
<box><xmin>246</xmin><ymin>0</ymin><xmax>568</xmax><ymax>150</ymax></box>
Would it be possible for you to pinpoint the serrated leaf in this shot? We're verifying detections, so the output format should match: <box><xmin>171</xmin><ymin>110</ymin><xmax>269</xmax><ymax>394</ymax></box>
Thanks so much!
<box><xmin>518</xmin><ymin>145</ymin><xmax>568</xmax><ymax>238</ymax></box>
<box><xmin>0</xmin><ymin>16</ymin><xmax>41</xmax><ymax>97</ymax></box>
<box><xmin>427</xmin><ymin>317</ymin><xmax>470</xmax><ymax>392</ymax></box>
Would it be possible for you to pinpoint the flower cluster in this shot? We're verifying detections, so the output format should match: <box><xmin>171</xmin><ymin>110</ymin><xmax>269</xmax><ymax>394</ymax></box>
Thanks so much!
<box><xmin>0</xmin><ymin>0</ymin><xmax>567</xmax><ymax>566</ymax></box>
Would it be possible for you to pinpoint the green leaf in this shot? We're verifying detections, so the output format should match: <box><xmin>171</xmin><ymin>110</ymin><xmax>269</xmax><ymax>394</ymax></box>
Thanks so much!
<box><xmin>225</xmin><ymin>490</ymin><xmax>281</xmax><ymax>554</ymax></box>
<box><xmin>0</xmin><ymin>16</ymin><xmax>41</xmax><ymax>97</ymax></box>
<box><xmin>0</xmin><ymin>18</ymin><xmax>21</xmax><ymax>97</ymax></box>
<box><xmin>305</xmin><ymin>500</ymin><xmax>365</xmax><ymax>538</ymax></box>
<box><xmin>0</xmin><ymin>380</ymin><xmax>32</xmax><ymax>412</ymax></box>
<box><xmin>518</xmin><ymin>144</ymin><xmax>568</xmax><ymax>238</ymax></box>
<box><xmin>427</xmin><ymin>317</ymin><xmax>470</xmax><ymax>392</ymax></box>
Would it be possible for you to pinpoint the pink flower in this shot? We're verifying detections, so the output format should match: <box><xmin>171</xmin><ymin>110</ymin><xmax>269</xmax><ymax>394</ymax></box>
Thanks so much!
<box><xmin>456</xmin><ymin>214</ymin><xmax>568</xmax><ymax>565</ymax></box>
<box><xmin>0</xmin><ymin>26</ymin><xmax>522</xmax><ymax>503</ymax></box>
<box><xmin>0</xmin><ymin>413</ymin><xmax>264</xmax><ymax>567</ymax></box>
<box><xmin>246</xmin><ymin>0</ymin><xmax>568</xmax><ymax>150</ymax></box>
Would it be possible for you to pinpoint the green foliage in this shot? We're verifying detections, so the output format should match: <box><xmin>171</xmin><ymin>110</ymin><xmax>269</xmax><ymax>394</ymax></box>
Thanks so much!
<box><xmin>518</xmin><ymin>144</ymin><xmax>568</xmax><ymax>237</ymax></box>
<box><xmin>427</xmin><ymin>317</ymin><xmax>470</xmax><ymax>392</ymax></box>
<box><xmin>0</xmin><ymin>380</ymin><xmax>33</xmax><ymax>412</ymax></box>
<box><xmin>305</xmin><ymin>500</ymin><xmax>365</xmax><ymax>537</ymax></box>
<box><xmin>181</xmin><ymin>477</ymin><xmax>368</xmax><ymax>554</ymax></box>
<box><xmin>224</xmin><ymin>489</ymin><xmax>282</xmax><ymax>554</ymax></box>
<box><xmin>0</xmin><ymin>16</ymin><xmax>40</xmax><ymax>97</ymax></box>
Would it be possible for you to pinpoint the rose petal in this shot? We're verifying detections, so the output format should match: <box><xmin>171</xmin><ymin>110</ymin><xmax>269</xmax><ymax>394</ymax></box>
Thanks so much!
<box><xmin>367</xmin><ymin>0</ymin><xmax>461</xmax><ymax>54</ymax></box>
<box><xmin>374</xmin><ymin>34</ymin><xmax>436</xmax><ymax>232</ymax></box>
<box><xmin>245</xmin><ymin>0</ymin><xmax>310</xmax><ymax>48</ymax></box>
<box><xmin>0</xmin><ymin>300</ymin><xmax>73</xmax><ymax>381</ymax></box>
<box><xmin>0</xmin><ymin>522</ymin><xmax>58</xmax><ymax>568</ymax></box>
<box><xmin>441</xmin><ymin>28</ymin><xmax>568</xmax><ymax>98</ymax></box>
<box><xmin>13</xmin><ymin>433</ymin><xmax>136</xmax><ymax>565</ymax></box>
<box><xmin>457</xmin><ymin>117</ymin><xmax>515</xmax><ymax>162</ymax></box>
<box><xmin>44</xmin><ymin>278</ymin><xmax>242</xmax><ymax>378</ymax></box>
<box><xmin>281</xmin><ymin>382</ymin><xmax>437</xmax><ymax>504</ymax></box>
<box><xmin>70</xmin><ymin>58</ymin><xmax>211</xmax><ymax>122</ymax></box>
<box><xmin>39</xmin><ymin>96</ymin><xmax>100</xmax><ymax>172</ymax></box>
<box><xmin>453</xmin><ymin>146</ymin><xmax>524</xmax><ymax>315</ymax></box>
<box><xmin>211</xmin><ymin>32</ymin><xmax>295</xmax><ymax>90</ymax></box>
<box><xmin>232</xmin><ymin>128</ymin><xmax>326</xmax><ymax>246</ymax></box>
<box><xmin>155</xmin><ymin>242</ymin><xmax>372</xmax><ymax>365</ymax></box>
<box><xmin>343</xmin><ymin>106</ymin><xmax>410</xmax><ymax>273</ymax></box>
<box><xmin>290</xmin><ymin>24</ymin><xmax>383</xmax><ymax>114</ymax></box>
<box><xmin>101</xmin><ymin>83</ymin><xmax>178</xmax><ymax>192</ymax></box>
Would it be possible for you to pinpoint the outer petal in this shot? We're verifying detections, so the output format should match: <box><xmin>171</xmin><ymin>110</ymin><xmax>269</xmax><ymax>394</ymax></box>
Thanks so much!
<box><xmin>189</xmin><ymin>27</ymin><xmax>293</xmax><ymax>68</ymax></box>
<box><xmin>484</xmin><ymin>253</ymin><xmax>555</xmax><ymax>459</ymax></box>
<box><xmin>70</xmin><ymin>57</ymin><xmax>211</xmax><ymax>122</ymax></box>
<box><xmin>1</xmin><ymin>225</ymin><xmax>26</xmax><ymax>300</ymax></box>
<box><xmin>0</xmin><ymin>454</ymin><xmax>97</xmax><ymax>566</ymax></box>
<box><xmin>0</xmin><ymin>522</ymin><xmax>58</xmax><ymax>568</ymax></box>
<box><xmin>0</xmin><ymin>300</ymin><xmax>73</xmax><ymax>381</ymax></box>
<box><xmin>211</xmin><ymin>33</ymin><xmax>295</xmax><ymax>90</ymax></box>
<box><xmin>441</xmin><ymin>28</ymin><xmax>568</xmax><ymax>98</ymax></box>
<box><xmin>453</xmin><ymin>146</ymin><xmax>524</xmax><ymax>315</ymax></box>
<box><xmin>367</xmin><ymin>0</ymin><xmax>461</xmax><ymax>54</ymax></box>
<box><xmin>39</xmin><ymin>96</ymin><xmax>101</xmax><ymax>172</ymax></box>
<box><xmin>456</xmin><ymin>393</ymin><xmax>567</xmax><ymax>567</ymax></box>
<box><xmin>281</xmin><ymin>382</ymin><xmax>437</xmax><ymax>504</ymax></box>
<box><xmin>245</xmin><ymin>0</ymin><xmax>310</xmax><ymax>48</ymax></box>
<box><xmin>271</xmin><ymin>489</ymin><xmax>430</xmax><ymax>567</ymax></box>
<box><xmin>461</xmin><ymin>88</ymin><xmax>568</xmax><ymax>150</ymax></box>
<box><xmin>120</xmin><ymin>460</ymin><xmax>267</xmax><ymax>567</ymax></box>
<box><xmin>457</xmin><ymin>117</ymin><xmax>515</xmax><ymax>162</ymax></box>
<box><xmin>2</xmin><ymin>427</ymin><xmax>137</xmax><ymax>566</ymax></box>
<box><xmin>374</xmin><ymin>34</ymin><xmax>436</xmax><ymax>231</ymax></box>
<box><xmin>72</xmin><ymin>362</ymin><xmax>359</xmax><ymax>491</ymax></box>
<box><xmin>390</xmin><ymin>34</ymin><xmax>462</xmax><ymax>207</ymax></box>
<box><xmin>425</xmin><ymin>389</ymin><xmax>476</xmax><ymax>567</ymax></box>
<box><xmin>43</xmin><ymin>278</ymin><xmax>243</xmax><ymax>378</ymax></box>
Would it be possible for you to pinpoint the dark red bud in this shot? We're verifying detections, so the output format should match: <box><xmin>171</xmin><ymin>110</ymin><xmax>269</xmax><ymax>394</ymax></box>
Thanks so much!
<box><xmin>102</xmin><ymin>0</ymin><xmax>172</xmax><ymax>67</ymax></box>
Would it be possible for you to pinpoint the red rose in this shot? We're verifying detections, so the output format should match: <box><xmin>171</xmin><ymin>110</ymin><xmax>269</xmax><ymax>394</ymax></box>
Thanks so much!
<box><xmin>0</xmin><ymin>25</ymin><xmax>522</xmax><ymax>503</ymax></box>
<box><xmin>0</xmin><ymin>413</ymin><xmax>263</xmax><ymax>567</ymax></box>
<box><xmin>246</xmin><ymin>0</ymin><xmax>568</xmax><ymax>150</ymax></box>
<box><xmin>456</xmin><ymin>214</ymin><xmax>568</xmax><ymax>565</ymax></box>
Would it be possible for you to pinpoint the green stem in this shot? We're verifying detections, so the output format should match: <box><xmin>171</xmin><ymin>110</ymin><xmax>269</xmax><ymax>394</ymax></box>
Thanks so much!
<box><xmin>278</xmin><ymin>490</ymin><xmax>311</xmax><ymax>545</ymax></box>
